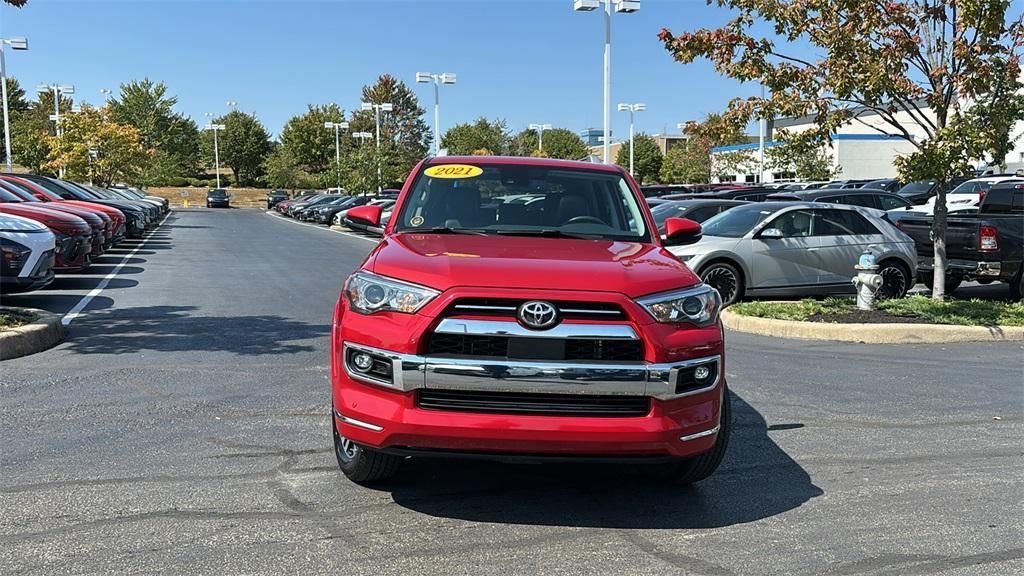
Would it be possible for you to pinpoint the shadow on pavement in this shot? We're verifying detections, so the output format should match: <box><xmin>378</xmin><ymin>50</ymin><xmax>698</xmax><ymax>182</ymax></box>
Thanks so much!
<box><xmin>40</xmin><ymin>277</ymin><xmax>139</xmax><ymax>291</ymax></box>
<box><xmin>380</xmin><ymin>392</ymin><xmax>822</xmax><ymax>529</ymax></box>
<box><xmin>63</xmin><ymin>305</ymin><xmax>328</xmax><ymax>355</ymax></box>
<box><xmin>90</xmin><ymin>256</ymin><xmax>146</xmax><ymax>265</ymax></box>
<box><xmin>64</xmin><ymin>265</ymin><xmax>145</xmax><ymax>276</ymax></box>
<box><xmin>0</xmin><ymin>294</ymin><xmax>114</xmax><ymax>316</ymax></box>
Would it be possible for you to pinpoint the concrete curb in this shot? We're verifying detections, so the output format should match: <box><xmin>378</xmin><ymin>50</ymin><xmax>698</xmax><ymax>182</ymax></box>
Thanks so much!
<box><xmin>721</xmin><ymin>309</ymin><xmax>1024</xmax><ymax>344</ymax></box>
<box><xmin>0</xmin><ymin>307</ymin><xmax>66</xmax><ymax>361</ymax></box>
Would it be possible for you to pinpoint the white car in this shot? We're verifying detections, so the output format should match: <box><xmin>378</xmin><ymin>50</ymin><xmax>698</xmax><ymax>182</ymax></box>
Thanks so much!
<box><xmin>0</xmin><ymin>213</ymin><xmax>57</xmax><ymax>293</ymax></box>
<box><xmin>907</xmin><ymin>176</ymin><xmax>1022</xmax><ymax>215</ymax></box>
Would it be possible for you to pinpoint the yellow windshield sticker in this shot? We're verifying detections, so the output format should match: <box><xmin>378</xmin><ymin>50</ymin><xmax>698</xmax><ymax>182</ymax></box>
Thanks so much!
<box><xmin>424</xmin><ymin>164</ymin><xmax>483</xmax><ymax>179</ymax></box>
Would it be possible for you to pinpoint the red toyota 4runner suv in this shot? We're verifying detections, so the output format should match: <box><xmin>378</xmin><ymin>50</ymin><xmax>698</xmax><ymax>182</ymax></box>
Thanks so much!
<box><xmin>331</xmin><ymin>156</ymin><xmax>727</xmax><ymax>483</ymax></box>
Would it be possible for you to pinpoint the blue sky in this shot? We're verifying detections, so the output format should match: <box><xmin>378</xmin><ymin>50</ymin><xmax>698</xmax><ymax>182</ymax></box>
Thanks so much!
<box><xmin>2</xmin><ymin>0</ymin><xmax>768</xmax><ymax>140</ymax></box>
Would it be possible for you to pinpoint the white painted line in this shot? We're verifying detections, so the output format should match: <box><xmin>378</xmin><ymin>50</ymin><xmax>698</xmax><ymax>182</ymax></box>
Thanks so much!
<box><xmin>61</xmin><ymin>213</ymin><xmax>171</xmax><ymax>327</ymax></box>
<box><xmin>263</xmin><ymin>209</ymin><xmax>378</xmax><ymax>243</ymax></box>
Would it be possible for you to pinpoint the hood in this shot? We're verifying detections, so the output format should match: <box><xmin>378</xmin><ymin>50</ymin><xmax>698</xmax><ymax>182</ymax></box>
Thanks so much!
<box><xmin>368</xmin><ymin>233</ymin><xmax>700</xmax><ymax>298</ymax></box>
<box><xmin>668</xmin><ymin>235</ymin><xmax>745</xmax><ymax>259</ymax></box>
<box><xmin>0</xmin><ymin>213</ymin><xmax>49</xmax><ymax>232</ymax></box>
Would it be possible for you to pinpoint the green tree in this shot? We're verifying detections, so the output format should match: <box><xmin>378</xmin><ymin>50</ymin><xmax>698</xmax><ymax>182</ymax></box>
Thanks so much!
<box><xmin>106</xmin><ymin>79</ymin><xmax>201</xmax><ymax>184</ymax></box>
<box><xmin>660</xmin><ymin>141</ymin><xmax>711</xmax><ymax>183</ymax></box>
<box><xmin>44</xmin><ymin>105</ymin><xmax>150</xmax><ymax>186</ymax></box>
<box><xmin>279</xmin><ymin>103</ymin><xmax>347</xmax><ymax>176</ymax></box>
<box><xmin>511</xmin><ymin>127</ymin><xmax>589</xmax><ymax>159</ymax></box>
<box><xmin>202</xmin><ymin>110</ymin><xmax>272</xmax><ymax>186</ymax></box>
<box><xmin>965</xmin><ymin>58</ymin><xmax>1024</xmax><ymax>170</ymax></box>
<box><xmin>615</xmin><ymin>133</ymin><xmax>662</xmax><ymax>184</ymax></box>
<box><xmin>659</xmin><ymin>1</ymin><xmax>1021</xmax><ymax>299</ymax></box>
<box><xmin>766</xmin><ymin>132</ymin><xmax>842</xmax><ymax>181</ymax></box>
<box><xmin>263</xmin><ymin>145</ymin><xmax>318</xmax><ymax>190</ymax></box>
<box><xmin>441</xmin><ymin>117</ymin><xmax>511</xmax><ymax>156</ymax></box>
<box><xmin>711</xmin><ymin>150</ymin><xmax>756</xmax><ymax>182</ymax></box>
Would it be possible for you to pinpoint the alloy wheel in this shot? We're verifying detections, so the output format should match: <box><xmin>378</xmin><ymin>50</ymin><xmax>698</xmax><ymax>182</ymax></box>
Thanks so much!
<box><xmin>704</xmin><ymin>266</ymin><xmax>738</xmax><ymax>304</ymax></box>
<box><xmin>878</xmin><ymin>264</ymin><xmax>908</xmax><ymax>300</ymax></box>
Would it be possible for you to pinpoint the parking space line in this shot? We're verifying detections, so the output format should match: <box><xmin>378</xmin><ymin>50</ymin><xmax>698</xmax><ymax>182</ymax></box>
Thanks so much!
<box><xmin>263</xmin><ymin>209</ymin><xmax>379</xmax><ymax>243</ymax></box>
<box><xmin>61</xmin><ymin>213</ymin><xmax>172</xmax><ymax>327</ymax></box>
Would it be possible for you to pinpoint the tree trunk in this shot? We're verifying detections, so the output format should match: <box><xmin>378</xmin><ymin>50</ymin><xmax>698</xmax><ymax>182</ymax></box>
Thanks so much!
<box><xmin>931</xmin><ymin>182</ymin><xmax>948</xmax><ymax>300</ymax></box>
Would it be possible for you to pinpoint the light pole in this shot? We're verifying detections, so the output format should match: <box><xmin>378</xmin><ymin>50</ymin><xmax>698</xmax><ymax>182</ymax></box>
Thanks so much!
<box><xmin>1</xmin><ymin>37</ymin><xmax>28</xmax><ymax>172</ymax></box>
<box><xmin>528</xmin><ymin>123</ymin><xmax>552</xmax><ymax>153</ymax></box>
<box><xmin>204</xmin><ymin>112</ymin><xmax>225</xmax><ymax>189</ymax></box>
<box><xmin>324</xmin><ymin>120</ymin><xmax>349</xmax><ymax>192</ymax></box>
<box><xmin>99</xmin><ymin>88</ymin><xmax>112</xmax><ymax>101</ymax></box>
<box><xmin>415</xmin><ymin>72</ymin><xmax>457</xmax><ymax>155</ymax></box>
<box><xmin>38</xmin><ymin>82</ymin><xmax>75</xmax><ymax>177</ymax></box>
<box><xmin>617</xmin><ymin>102</ymin><xmax>645</xmax><ymax>176</ymax></box>
<box><xmin>573</xmin><ymin>0</ymin><xmax>640</xmax><ymax>164</ymax></box>
<box><xmin>361</xmin><ymin>101</ymin><xmax>393</xmax><ymax>192</ymax></box>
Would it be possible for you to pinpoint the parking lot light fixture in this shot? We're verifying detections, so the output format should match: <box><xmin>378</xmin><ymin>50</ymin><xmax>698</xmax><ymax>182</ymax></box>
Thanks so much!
<box><xmin>617</xmin><ymin>102</ymin><xmax>645</xmax><ymax>176</ymax></box>
<box><xmin>324</xmin><ymin>121</ymin><xmax>350</xmax><ymax>192</ymax></box>
<box><xmin>361</xmin><ymin>101</ymin><xmax>393</xmax><ymax>192</ymax></box>
<box><xmin>573</xmin><ymin>0</ymin><xmax>639</xmax><ymax>164</ymax></box>
<box><xmin>1</xmin><ymin>36</ymin><xmax>29</xmax><ymax>172</ymax></box>
<box><xmin>415</xmin><ymin>72</ymin><xmax>457</xmax><ymax>155</ymax></box>
<box><xmin>528</xmin><ymin>123</ymin><xmax>553</xmax><ymax>152</ymax></box>
<box><xmin>38</xmin><ymin>82</ymin><xmax>75</xmax><ymax>177</ymax></box>
<box><xmin>204</xmin><ymin>113</ymin><xmax>226</xmax><ymax>189</ymax></box>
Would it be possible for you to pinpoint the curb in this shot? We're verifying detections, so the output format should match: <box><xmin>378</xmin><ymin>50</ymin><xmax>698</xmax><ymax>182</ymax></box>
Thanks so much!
<box><xmin>720</xmin><ymin>309</ymin><xmax>1024</xmax><ymax>344</ymax></box>
<box><xmin>0</xmin><ymin>307</ymin><xmax>66</xmax><ymax>361</ymax></box>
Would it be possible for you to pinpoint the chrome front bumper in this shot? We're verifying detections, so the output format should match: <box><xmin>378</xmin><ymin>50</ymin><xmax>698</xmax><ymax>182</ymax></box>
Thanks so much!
<box><xmin>343</xmin><ymin>341</ymin><xmax>721</xmax><ymax>400</ymax></box>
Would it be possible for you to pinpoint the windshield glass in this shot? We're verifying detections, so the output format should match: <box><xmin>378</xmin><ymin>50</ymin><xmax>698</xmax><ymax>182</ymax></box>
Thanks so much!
<box><xmin>649</xmin><ymin>202</ymin><xmax>689</xmax><ymax>229</ymax></box>
<box><xmin>950</xmin><ymin>180</ymin><xmax>995</xmax><ymax>195</ymax></box>
<box><xmin>898</xmin><ymin>181</ymin><xmax>935</xmax><ymax>195</ymax></box>
<box><xmin>0</xmin><ymin>181</ymin><xmax>35</xmax><ymax>201</ymax></box>
<box><xmin>394</xmin><ymin>163</ymin><xmax>649</xmax><ymax>241</ymax></box>
<box><xmin>701</xmin><ymin>204</ymin><xmax>777</xmax><ymax>238</ymax></box>
<box><xmin>0</xmin><ymin>185</ymin><xmax>24</xmax><ymax>202</ymax></box>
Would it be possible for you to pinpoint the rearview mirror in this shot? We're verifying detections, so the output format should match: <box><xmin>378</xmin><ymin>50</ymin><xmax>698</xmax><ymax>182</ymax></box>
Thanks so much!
<box><xmin>347</xmin><ymin>204</ymin><xmax>383</xmax><ymax>228</ymax></box>
<box><xmin>663</xmin><ymin>217</ymin><xmax>701</xmax><ymax>246</ymax></box>
<box><xmin>759</xmin><ymin>228</ymin><xmax>784</xmax><ymax>239</ymax></box>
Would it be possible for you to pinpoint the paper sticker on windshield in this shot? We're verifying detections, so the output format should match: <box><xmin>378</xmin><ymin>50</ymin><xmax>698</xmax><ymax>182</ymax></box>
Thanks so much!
<box><xmin>424</xmin><ymin>164</ymin><xmax>483</xmax><ymax>179</ymax></box>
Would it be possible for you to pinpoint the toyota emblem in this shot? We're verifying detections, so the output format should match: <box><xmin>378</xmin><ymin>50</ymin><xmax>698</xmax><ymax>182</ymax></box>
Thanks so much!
<box><xmin>517</xmin><ymin>300</ymin><xmax>559</xmax><ymax>330</ymax></box>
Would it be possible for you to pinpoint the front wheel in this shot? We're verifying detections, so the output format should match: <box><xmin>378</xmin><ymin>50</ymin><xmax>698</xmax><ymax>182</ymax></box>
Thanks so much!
<box><xmin>921</xmin><ymin>272</ymin><xmax>962</xmax><ymax>295</ymax></box>
<box><xmin>643</xmin><ymin>387</ymin><xmax>731</xmax><ymax>485</ymax></box>
<box><xmin>331</xmin><ymin>412</ymin><xmax>403</xmax><ymax>483</ymax></box>
<box><xmin>700</xmin><ymin>262</ymin><xmax>744</xmax><ymax>306</ymax></box>
<box><xmin>877</xmin><ymin>260</ymin><xmax>911</xmax><ymax>300</ymax></box>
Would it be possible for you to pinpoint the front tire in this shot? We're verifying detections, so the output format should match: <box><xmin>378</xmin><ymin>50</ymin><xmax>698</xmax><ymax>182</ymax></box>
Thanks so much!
<box><xmin>877</xmin><ymin>260</ymin><xmax>911</xmax><ymax>300</ymax></box>
<box><xmin>331</xmin><ymin>412</ymin><xmax>402</xmax><ymax>483</ymax></box>
<box><xmin>921</xmin><ymin>272</ymin><xmax>962</xmax><ymax>295</ymax></box>
<box><xmin>644</xmin><ymin>387</ymin><xmax>731</xmax><ymax>484</ymax></box>
<box><xmin>700</xmin><ymin>262</ymin><xmax>744</xmax><ymax>306</ymax></box>
<box><xmin>1010</xmin><ymin>269</ymin><xmax>1023</xmax><ymax>301</ymax></box>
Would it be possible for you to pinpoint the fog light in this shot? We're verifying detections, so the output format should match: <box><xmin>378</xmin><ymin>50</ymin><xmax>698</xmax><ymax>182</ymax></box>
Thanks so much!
<box><xmin>352</xmin><ymin>352</ymin><xmax>374</xmax><ymax>372</ymax></box>
<box><xmin>694</xmin><ymin>365</ymin><xmax>711</xmax><ymax>382</ymax></box>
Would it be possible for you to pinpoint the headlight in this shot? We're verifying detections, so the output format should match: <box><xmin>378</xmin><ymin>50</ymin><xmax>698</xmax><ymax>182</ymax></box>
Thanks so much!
<box><xmin>636</xmin><ymin>283</ymin><xmax>721</xmax><ymax>327</ymax></box>
<box><xmin>344</xmin><ymin>271</ymin><xmax>440</xmax><ymax>314</ymax></box>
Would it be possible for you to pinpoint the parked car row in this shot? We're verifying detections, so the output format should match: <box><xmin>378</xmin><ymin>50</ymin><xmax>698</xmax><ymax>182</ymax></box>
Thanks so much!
<box><xmin>0</xmin><ymin>173</ymin><xmax>167</xmax><ymax>294</ymax></box>
<box><xmin>269</xmin><ymin>189</ymin><xmax>401</xmax><ymax>230</ymax></box>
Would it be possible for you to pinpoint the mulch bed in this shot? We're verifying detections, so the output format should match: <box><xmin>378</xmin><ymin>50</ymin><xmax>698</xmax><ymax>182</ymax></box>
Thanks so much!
<box><xmin>805</xmin><ymin>309</ymin><xmax>928</xmax><ymax>324</ymax></box>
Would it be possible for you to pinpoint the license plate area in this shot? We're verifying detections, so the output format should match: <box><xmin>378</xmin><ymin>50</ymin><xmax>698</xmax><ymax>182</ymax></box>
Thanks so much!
<box><xmin>507</xmin><ymin>337</ymin><xmax>565</xmax><ymax>360</ymax></box>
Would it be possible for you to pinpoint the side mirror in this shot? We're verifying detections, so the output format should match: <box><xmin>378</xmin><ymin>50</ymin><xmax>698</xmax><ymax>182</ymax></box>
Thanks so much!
<box><xmin>35</xmin><ymin>194</ymin><xmax>49</xmax><ymax>201</ymax></box>
<box><xmin>759</xmin><ymin>228</ymin><xmax>784</xmax><ymax>239</ymax></box>
<box><xmin>663</xmin><ymin>217</ymin><xmax>702</xmax><ymax>246</ymax></box>
<box><xmin>347</xmin><ymin>204</ymin><xmax>383</xmax><ymax>228</ymax></box>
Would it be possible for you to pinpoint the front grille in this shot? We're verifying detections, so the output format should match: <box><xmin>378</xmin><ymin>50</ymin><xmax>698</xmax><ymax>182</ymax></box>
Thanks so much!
<box><xmin>417</xmin><ymin>389</ymin><xmax>650</xmax><ymax>417</ymax></box>
<box><xmin>29</xmin><ymin>250</ymin><xmax>55</xmax><ymax>277</ymax></box>
<box><xmin>446</xmin><ymin>298</ymin><xmax>626</xmax><ymax>321</ymax></box>
<box><xmin>428</xmin><ymin>333</ymin><xmax>643</xmax><ymax>362</ymax></box>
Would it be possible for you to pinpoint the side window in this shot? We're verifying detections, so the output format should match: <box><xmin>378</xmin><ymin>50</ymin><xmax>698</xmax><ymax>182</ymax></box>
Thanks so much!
<box><xmin>815</xmin><ymin>209</ymin><xmax>881</xmax><ymax>236</ymax></box>
<box><xmin>1012</xmin><ymin>191</ymin><xmax>1024</xmax><ymax>212</ymax></box>
<box><xmin>765</xmin><ymin>210</ymin><xmax>815</xmax><ymax>238</ymax></box>
<box><xmin>843</xmin><ymin>194</ymin><xmax>880</xmax><ymax>209</ymax></box>
<box><xmin>819</xmin><ymin>195</ymin><xmax>843</xmax><ymax>204</ymax></box>
<box><xmin>878</xmin><ymin>195</ymin><xmax>911</xmax><ymax>210</ymax></box>
<box><xmin>685</xmin><ymin>206</ymin><xmax>720</xmax><ymax>222</ymax></box>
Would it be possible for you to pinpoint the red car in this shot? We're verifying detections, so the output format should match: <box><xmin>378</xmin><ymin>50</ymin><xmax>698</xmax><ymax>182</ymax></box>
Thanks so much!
<box><xmin>331</xmin><ymin>156</ymin><xmax>727</xmax><ymax>483</ymax></box>
<box><xmin>0</xmin><ymin>174</ymin><xmax>127</xmax><ymax>246</ymax></box>
<box><xmin>0</xmin><ymin>180</ymin><xmax>109</xmax><ymax>256</ymax></box>
<box><xmin>0</xmin><ymin>190</ymin><xmax>94</xmax><ymax>271</ymax></box>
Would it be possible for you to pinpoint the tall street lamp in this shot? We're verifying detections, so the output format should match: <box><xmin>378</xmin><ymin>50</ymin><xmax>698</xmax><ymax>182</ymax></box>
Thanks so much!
<box><xmin>204</xmin><ymin>112</ymin><xmax>225</xmax><ymax>189</ymax></box>
<box><xmin>415</xmin><ymin>72</ymin><xmax>457</xmax><ymax>155</ymax></box>
<box><xmin>361</xmin><ymin>101</ymin><xmax>393</xmax><ymax>192</ymax></box>
<box><xmin>38</xmin><ymin>82</ymin><xmax>75</xmax><ymax>177</ymax></box>
<box><xmin>1</xmin><ymin>36</ymin><xmax>28</xmax><ymax>173</ymax></box>
<box><xmin>99</xmin><ymin>88</ymin><xmax>112</xmax><ymax>100</ymax></box>
<box><xmin>324</xmin><ymin>120</ymin><xmax>350</xmax><ymax>192</ymax></box>
<box><xmin>573</xmin><ymin>0</ymin><xmax>640</xmax><ymax>164</ymax></box>
<box><xmin>617</xmin><ymin>102</ymin><xmax>645</xmax><ymax>176</ymax></box>
<box><xmin>528</xmin><ymin>123</ymin><xmax>552</xmax><ymax>152</ymax></box>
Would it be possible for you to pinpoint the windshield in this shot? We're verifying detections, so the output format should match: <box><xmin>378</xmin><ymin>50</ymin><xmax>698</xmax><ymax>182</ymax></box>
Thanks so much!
<box><xmin>648</xmin><ymin>202</ymin><xmax>689</xmax><ymax>229</ymax></box>
<box><xmin>898</xmin><ymin>181</ymin><xmax>935</xmax><ymax>195</ymax></box>
<box><xmin>0</xmin><ymin>185</ymin><xmax>24</xmax><ymax>202</ymax></box>
<box><xmin>701</xmin><ymin>204</ymin><xmax>777</xmax><ymax>237</ymax></box>
<box><xmin>394</xmin><ymin>163</ymin><xmax>649</xmax><ymax>242</ymax></box>
<box><xmin>0</xmin><ymin>181</ymin><xmax>35</xmax><ymax>201</ymax></box>
<box><xmin>950</xmin><ymin>180</ymin><xmax>996</xmax><ymax>195</ymax></box>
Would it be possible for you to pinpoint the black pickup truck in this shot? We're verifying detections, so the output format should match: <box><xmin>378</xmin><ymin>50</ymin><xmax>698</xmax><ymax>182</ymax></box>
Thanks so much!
<box><xmin>897</xmin><ymin>181</ymin><xmax>1023</xmax><ymax>299</ymax></box>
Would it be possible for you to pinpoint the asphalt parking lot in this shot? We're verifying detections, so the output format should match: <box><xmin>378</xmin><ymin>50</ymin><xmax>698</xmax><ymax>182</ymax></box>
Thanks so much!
<box><xmin>1</xmin><ymin>208</ymin><xmax>1021</xmax><ymax>575</ymax></box>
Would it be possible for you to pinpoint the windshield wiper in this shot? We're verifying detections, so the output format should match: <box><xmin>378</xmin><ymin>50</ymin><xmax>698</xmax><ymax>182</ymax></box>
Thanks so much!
<box><xmin>415</xmin><ymin>226</ymin><xmax>490</xmax><ymax>236</ymax></box>
<box><xmin>494</xmin><ymin>229</ymin><xmax>601</xmax><ymax>240</ymax></box>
